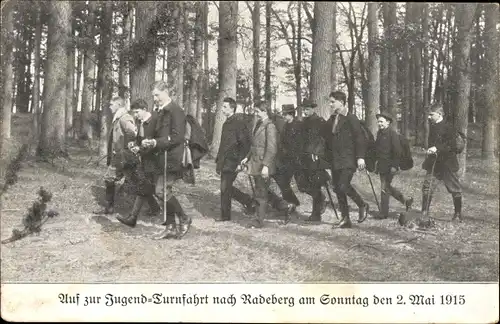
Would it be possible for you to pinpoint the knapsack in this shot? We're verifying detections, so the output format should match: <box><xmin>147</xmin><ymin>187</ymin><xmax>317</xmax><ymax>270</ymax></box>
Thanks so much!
<box><xmin>396</xmin><ymin>133</ymin><xmax>414</xmax><ymax>171</ymax></box>
<box><xmin>455</xmin><ymin>131</ymin><xmax>466</xmax><ymax>154</ymax></box>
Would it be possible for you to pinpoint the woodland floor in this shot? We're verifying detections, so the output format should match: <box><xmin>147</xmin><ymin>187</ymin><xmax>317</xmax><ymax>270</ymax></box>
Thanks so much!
<box><xmin>1</xmin><ymin>118</ymin><xmax>499</xmax><ymax>282</ymax></box>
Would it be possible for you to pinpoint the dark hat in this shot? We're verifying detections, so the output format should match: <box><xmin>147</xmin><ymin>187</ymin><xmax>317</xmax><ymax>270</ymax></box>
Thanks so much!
<box><xmin>301</xmin><ymin>98</ymin><xmax>317</xmax><ymax>108</ymax></box>
<box><xmin>376</xmin><ymin>111</ymin><xmax>395</xmax><ymax>122</ymax></box>
<box><xmin>281</xmin><ymin>104</ymin><xmax>296</xmax><ymax>114</ymax></box>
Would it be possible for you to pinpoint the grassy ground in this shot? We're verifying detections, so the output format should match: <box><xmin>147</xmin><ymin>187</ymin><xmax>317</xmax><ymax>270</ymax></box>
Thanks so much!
<box><xmin>1</xmin><ymin>125</ymin><xmax>498</xmax><ymax>283</ymax></box>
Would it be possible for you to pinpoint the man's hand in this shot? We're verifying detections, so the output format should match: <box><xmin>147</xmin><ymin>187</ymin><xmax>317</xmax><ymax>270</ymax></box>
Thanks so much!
<box><xmin>261</xmin><ymin>165</ymin><xmax>269</xmax><ymax>178</ymax></box>
<box><xmin>357</xmin><ymin>158</ymin><xmax>366</xmax><ymax>171</ymax></box>
<box><xmin>427</xmin><ymin>146</ymin><xmax>437</xmax><ymax>155</ymax></box>
<box><xmin>390</xmin><ymin>166</ymin><xmax>398</xmax><ymax>175</ymax></box>
<box><xmin>240</xmin><ymin>157</ymin><xmax>248</xmax><ymax>166</ymax></box>
<box><xmin>311</xmin><ymin>154</ymin><xmax>319</xmax><ymax>162</ymax></box>
<box><xmin>127</xmin><ymin>141</ymin><xmax>135</xmax><ymax>150</ymax></box>
<box><xmin>141</xmin><ymin>139</ymin><xmax>156</xmax><ymax>148</ymax></box>
<box><xmin>216</xmin><ymin>169</ymin><xmax>221</xmax><ymax>176</ymax></box>
<box><xmin>130</xmin><ymin>146</ymin><xmax>140</xmax><ymax>155</ymax></box>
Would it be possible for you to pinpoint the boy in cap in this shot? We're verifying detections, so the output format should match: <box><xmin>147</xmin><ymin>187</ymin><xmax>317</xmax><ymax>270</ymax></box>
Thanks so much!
<box><xmin>373</xmin><ymin>111</ymin><xmax>413</xmax><ymax>219</ymax></box>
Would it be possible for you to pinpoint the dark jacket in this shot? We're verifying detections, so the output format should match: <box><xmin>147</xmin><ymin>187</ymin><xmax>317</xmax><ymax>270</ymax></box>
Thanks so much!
<box><xmin>136</xmin><ymin>111</ymin><xmax>160</xmax><ymax>174</ymax></box>
<box><xmin>300</xmin><ymin>113</ymin><xmax>329</xmax><ymax>170</ymax></box>
<box><xmin>375</xmin><ymin>127</ymin><xmax>402</xmax><ymax>174</ymax></box>
<box><xmin>216</xmin><ymin>113</ymin><xmax>253</xmax><ymax>173</ymax></box>
<box><xmin>322</xmin><ymin>112</ymin><xmax>366</xmax><ymax>171</ymax></box>
<box><xmin>185</xmin><ymin>114</ymin><xmax>209</xmax><ymax>169</ymax></box>
<box><xmin>276</xmin><ymin>118</ymin><xmax>303</xmax><ymax>172</ymax></box>
<box><xmin>422</xmin><ymin>120</ymin><xmax>459</xmax><ymax>173</ymax></box>
<box><xmin>246</xmin><ymin>118</ymin><xmax>278</xmax><ymax>176</ymax></box>
<box><xmin>152</xmin><ymin>101</ymin><xmax>186</xmax><ymax>174</ymax></box>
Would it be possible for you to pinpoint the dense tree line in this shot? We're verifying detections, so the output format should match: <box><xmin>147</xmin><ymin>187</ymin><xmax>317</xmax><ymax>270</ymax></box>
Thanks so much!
<box><xmin>1</xmin><ymin>1</ymin><xmax>498</xmax><ymax>173</ymax></box>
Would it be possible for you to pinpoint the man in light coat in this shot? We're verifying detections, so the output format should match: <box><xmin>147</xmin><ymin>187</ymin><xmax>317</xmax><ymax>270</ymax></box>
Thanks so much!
<box><xmin>94</xmin><ymin>96</ymin><xmax>137</xmax><ymax>215</ymax></box>
<box><xmin>239</xmin><ymin>101</ymin><xmax>278</xmax><ymax>229</ymax></box>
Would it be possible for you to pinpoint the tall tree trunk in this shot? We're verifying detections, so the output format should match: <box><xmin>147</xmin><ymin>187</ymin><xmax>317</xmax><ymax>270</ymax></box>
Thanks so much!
<box><xmin>387</xmin><ymin>3</ymin><xmax>398</xmax><ymax>131</ymax></box>
<box><xmin>80</xmin><ymin>1</ymin><xmax>96</xmax><ymax>142</ymax></box>
<box><xmin>331</xmin><ymin>3</ymin><xmax>337</xmax><ymax>90</ymax></box>
<box><xmin>296</xmin><ymin>1</ymin><xmax>302</xmax><ymax>114</ymax></box>
<box><xmin>252</xmin><ymin>1</ymin><xmax>261</xmax><ymax>102</ymax></box>
<box><xmin>472</xmin><ymin>4</ymin><xmax>483</xmax><ymax>124</ymax></box>
<box><xmin>1</xmin><ymin>1</ymin><xmax>15</xmax><ymax>143</ymax></box>
<box><xmin>73</xmin><ymin>45</ymin><xmax>83</xmax><ymax>138</ymax></box>
<box><xmin>65</xmin><ymin>14</ymin><xmax>75</xmax><ymax>138</ymax></box>
<box><xmin>310</xmin><ymin>2</ymin><xmax>335</xmax><ymax>119</ymax></box>
<box><xmin>422</xmin><ymin>3</ymin><xmax>430</xmax><ymax>148</ymax></box>
<box><xmin>166</xmin><ymin>3</ymin><xmax>181</xmax><ymax>103</ymax></box>
<box><xmin>192</xmin><ymin>2</ymin><xmax>203</xmax><ymax>122</ymax></box>
<box><xmin>202</xmin><ymin>2</ymin><xmax>210</xmax><ymax>131</ymax></box>
<box><xmin>130</xmin><ymin>1</ymin><xmax>157</xmax><ymax>110</ymax></box>
<box><xmin>177</xmin><ymin>2</ymin><xmax>185</xmax><ymax>106</ymax></box>
<box><xmin>31</xmin><ymin>2</ymin><xmax>42</xmax><ymax>140</ymax></box>
<box><xmin>265</xmin><ymin>1</ymin><xmax>272</xmax><ymax>105</ymax></box>
<box><xmin>481</xmin><ymin>3</ymin><xmax>498</xmax><ymax>162</ymax></box>
<box><xmin>38</xmin><ymin>1</ymin><xmax>71</xmax><ymax>158</ymax></box>
<box><xmin>119</xmin><ymin>2</ymin><xmax>132</xmax><ymax>98</ymax></box>
<box><xmin>454</xmin><ymin>3</ymin><xmax>477</xmax><ymax>176</ymax></box>
<box><xmin>184</xmin><ymin>7</ymin><xmax>192</xmax><ymax>113</ymax></box>
<box><xmin>366</xmin><ymin>3</ymin><xmax>380</xmax><ymax>136</ymax></box>
<box><xmin>380</xmin><ymin>3</ymin><xmax>389</xmax><ymax>111</ymax></box>
<box><xmin>210</xmin><ymin>1</ymin><xmax>238</xmax><ymax>157</ymax></box>
<box><xmin>402</xmin><ymin>3</ymin><xmax>411</xmax><ymax>140</ymax></box>
<box><xmin>98</xmin><ymin>1</ymin><xmax>113</xmax><ymax>159</ymax></box>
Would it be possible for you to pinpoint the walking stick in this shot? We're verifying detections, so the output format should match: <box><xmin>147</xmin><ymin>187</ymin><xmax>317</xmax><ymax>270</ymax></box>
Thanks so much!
<box><xmin>365</xmin><ymin>169</ymin><xmax>380</xmax><ymax>212</ymax></box>
<box><xmin>324</xmin><ymin>182</ymin><xmax>339</xmax><ymax>220</ymax></box>
<box><xmin>163</xmin><ymin>150</ymin><xmax>167</xmax><ymax>225</ymax></box>
<box><xmin>425</xmin><ymin>153</ymin><xmax>438</xmax><ymax>216</ymax></box>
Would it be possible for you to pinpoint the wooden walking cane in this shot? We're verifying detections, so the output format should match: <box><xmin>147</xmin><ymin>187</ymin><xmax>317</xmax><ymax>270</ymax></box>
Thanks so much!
<box><xmin>163</xmin><ymin>150</ymin><xmax>167</xmax><ymax>224</ymax></box>
<box><xmin>365</xmin><ymin>169</ymin><xmax>380</xmax><ymax>212</ymax></box>
<box><xmin>324</xmin><ymin>182</ymin><xmax>339</xmax><ymax>220</ymax></box>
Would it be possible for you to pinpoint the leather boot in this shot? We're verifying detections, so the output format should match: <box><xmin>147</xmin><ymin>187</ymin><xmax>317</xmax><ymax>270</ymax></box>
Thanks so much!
<box><xmin>421</xmin><ymin>191</ymin><xmax>432</xmax><ymax>218</ymax></box>
<box><xmin>93</xmin><ymin>180</ymin><xmax>115</xmax><ymax>214</ymax></box>
<box><xmin>334</xmin><ymin>206</ymin><xmax>352</xmax><ymax>228</ymax></box>
<box><xmin>246</xmin><ymin>198</ymin><xmax>265</xmax><ymax>228</ymax></box>
<box><xmin>177</xmin><ymin>212</ymin><xmax>192</xmax><ymax>239</ymax></box>
<box><xmin>117</xmin><ymin>196</ymin><xmax>144</xmax><ymax>227</ymax></box>
<box><xmin>375</xmin><ymin>191</ymin><xmax>389</xmax><ymax>219</ymax></box>
<box><xmin>151</xmin><ymin>224</ymin><xmax>178</xmax><ymax>240</ymax></box>
<box><xmin>306</xmin><ymin>193</ymin><xmax>322</xmax><ymax>223</ymax></box>
<box><xmin>357</xmin><ymin>202</ymin><xmax>369</xmax><ymax>223</ymax></box>
<box><xmin>451</xmin><ymin>195</ymin><xmax>463</xmax><ymax>222</ymax></box>
<box><xmin>146</xmin><ymin>195</ymin><xmax>161</xmax><ymax>217</ymax></box>
<box><xmin>405</xmin><ymin>197</ymin><xmax>414</xmax><ymax>212</ymax></box>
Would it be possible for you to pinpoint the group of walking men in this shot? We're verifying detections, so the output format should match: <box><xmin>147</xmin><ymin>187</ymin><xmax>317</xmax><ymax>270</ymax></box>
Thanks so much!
<box><xmin>215</xmin><ymin>90</ymin><xmax>463</xmax><ymax>229</ymax></box>
<box><xmin>94</xmin><ymin>83</ymin><xmax>464</xmax><ymax>239</ymax></box>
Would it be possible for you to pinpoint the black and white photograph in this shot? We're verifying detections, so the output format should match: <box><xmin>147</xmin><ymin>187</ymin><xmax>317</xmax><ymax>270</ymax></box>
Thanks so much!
<box><xmin>0</xmin><ymin>1</ymin><xmax>498</xmax><ymax>322</ymax></box>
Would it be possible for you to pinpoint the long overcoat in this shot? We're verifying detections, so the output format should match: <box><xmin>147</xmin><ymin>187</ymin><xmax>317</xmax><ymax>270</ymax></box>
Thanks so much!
<box><xmin>245</xmin><ymin>118</ymin><xmax>278</xmax><ymax>176</ymax></box>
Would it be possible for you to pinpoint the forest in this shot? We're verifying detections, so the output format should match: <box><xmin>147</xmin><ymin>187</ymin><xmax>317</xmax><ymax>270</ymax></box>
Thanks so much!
<box><xmin>1</xmin><ymin>2</ymin><xmax>498</xmax><ymax>171</ymax></box>
<box><xmin>0</xmin><ymin>1</ymin><xmax>499</xmax><ymax>290</ymax></box>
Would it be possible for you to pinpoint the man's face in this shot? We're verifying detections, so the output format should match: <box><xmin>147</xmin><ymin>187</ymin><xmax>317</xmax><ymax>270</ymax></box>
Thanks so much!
<box><xmin>222</xmin><ymin>102</ymin><xmax>233</xmax><ymax>117</ymax></box>
<box><xmin>428</xmin><ymin>111</ymin><xmax>441</xmax><ymax>124</ymax></box>
<box><xmin>303</xmin><ymin>106</ymin><xmax>314</xmax><ymax>117</ymax></box>
<box><xmin>283</xmin><ymin>114</ymin><xmax>294</xmax><ymax>123</ymax></box>
<box><xmin>152</xmin><ymin>88</ymin><xmax>169</xmax><ymax>108</ymax></box>
<box><xmin>377</xmin><ymin>117</ymin><xmax>391</xmax><ymax>130</ymax></box>
<box><xmin>131</xmin><ymin>109</ymin><xmax>147</xmax><ymax>122</ymax></box>
<box><xmin>256</xmin><ymin>108</ymin><xmax>267</xmax><ymax>120</ymax></box>
<box><xmin>109</xmin><ymin>100</ymin><xmax>121</xmax><ymax>114</ymax></box>
<box><xmin>329</xmin><ymin>97</ymin><xmax>344</xmax><ymax>113</ymax></box>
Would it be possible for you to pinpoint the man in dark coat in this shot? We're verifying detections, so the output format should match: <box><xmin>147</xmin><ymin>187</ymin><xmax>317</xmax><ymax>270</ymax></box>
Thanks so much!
<box><xmin>322</xmin><ymin>91</ymin><xmax>369</xmax><ymax>228</ymax></box>
<box><xmin>297</xmin><ymin>99</ymin><xmax>329</xmax><ymax>222</ymax></box>
<box><xmin>215</xmin><ymin>97</ymin><xmax>257</xmax><ymax>222</ymax></box>
<box><xmin>266</xmin><ymin>105</ymin><xmax>301</xmax><ymax>222</ymax></box>
<box><xmin>421</xmin><ymin>104</ymin><xmax>463</xmax><ymax>221</ymax></box>
<box><xmin>116</xmin><ymin>99</ymin><xmax>161</xmax><ymax>227</ymax></box>
<box><xmin>142</xmin><ymin>81</ymin><xmax>191</xmax><ymax>240</ymax></box>
<box><xmin>373</xmin><ymin>111</ymin><xmax>413</xmax><ymax>219</ymax></box>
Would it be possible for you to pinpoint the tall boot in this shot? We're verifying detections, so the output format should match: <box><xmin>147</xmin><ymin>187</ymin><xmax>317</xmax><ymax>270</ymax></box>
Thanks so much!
<box><xmin>334</xmin><ymin>205</ymin><xmax>352</xmax><ymax>228</ymax></box>
<box><xmin>93</xmin><ymin>180</ymin><xmax>115</xmax><ymax>214</ymax></box>
<box><xmin>117</xmin><ymin>196</ymin><xmax>144</xmax><ymax>227</ymax></box>
<box><xmin>375</xmin><ymin>191</ymin><xmax>390</xmax><ymax>219</ymax></box>
<box><xmin>451</xmin><ymin>194</ymin><xmax>462</xmax><ymax>222</ymax></box>
<box><xmin>247</xmin><ymin>198</ymin><xmax>266</xmax><ymax>228</ymax></box>
<box><xmin>421</xmin><ymin>190</ymin><xmax>433</xmax><ymax>218</ymax></box>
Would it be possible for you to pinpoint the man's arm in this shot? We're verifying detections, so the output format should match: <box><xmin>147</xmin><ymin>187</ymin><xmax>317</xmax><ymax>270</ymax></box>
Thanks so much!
<box><xmin>119</xmin><ymin>114</ymin><xmax>137</xmax><ymax>142</ymax></box>
<box><xmin>262</xmin><ymin>123</ymin><xmax>277</xmax><ymax>167</ymax></box>
<box><xmin>348</xmin><ymin>114</ymin><xmax>367</xmax><ymax>159</ymax></box>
